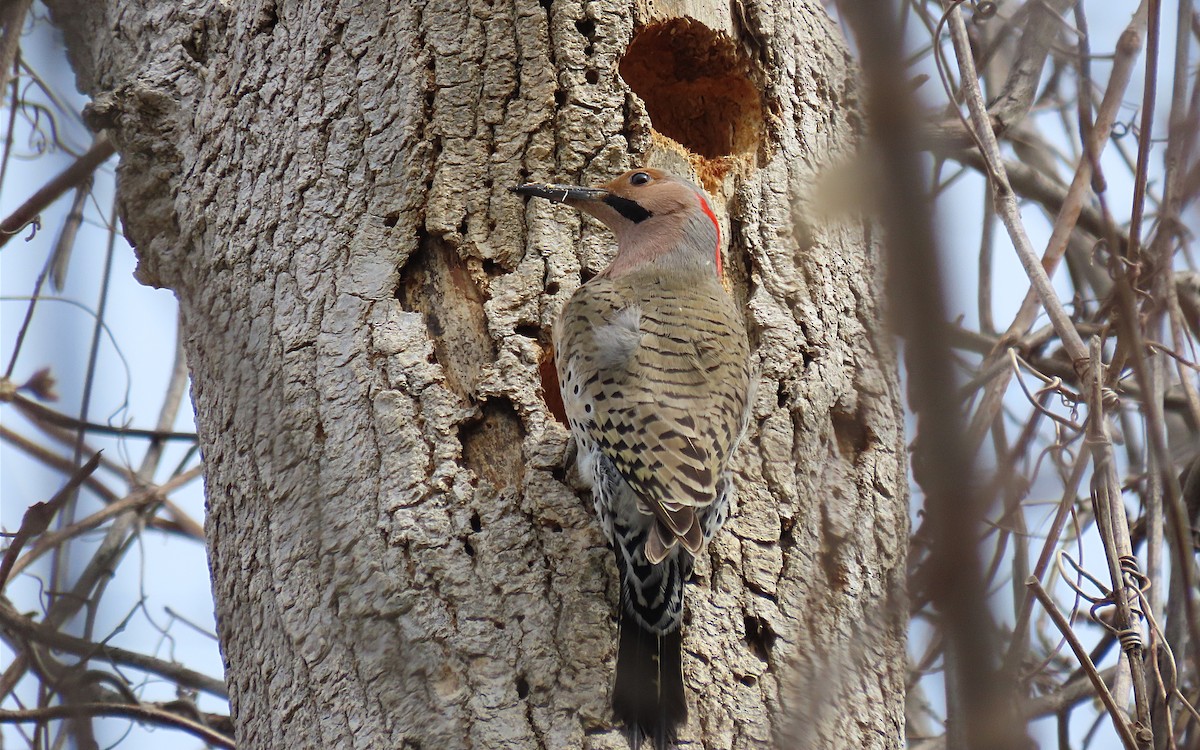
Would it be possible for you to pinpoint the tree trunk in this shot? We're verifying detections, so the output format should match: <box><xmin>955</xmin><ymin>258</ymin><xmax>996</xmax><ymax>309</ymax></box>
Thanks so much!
<box><xmin>47</xmin><ymin>0</ymin><xmax>907</xmax><ymax>747</ymax></box>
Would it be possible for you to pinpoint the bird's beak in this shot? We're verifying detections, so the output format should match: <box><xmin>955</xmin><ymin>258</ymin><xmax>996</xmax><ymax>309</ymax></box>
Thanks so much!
<box><xmin>511</xmin><ymin>182</ymin><xmax>609</xmax><ymax>205</ymax></box>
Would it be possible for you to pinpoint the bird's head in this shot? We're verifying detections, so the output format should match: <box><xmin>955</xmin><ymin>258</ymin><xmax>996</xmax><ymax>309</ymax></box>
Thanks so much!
<box><xmin>514</xmin><ymin>168</ymin><xmax>723</xmax><ymax>280</ymax></box>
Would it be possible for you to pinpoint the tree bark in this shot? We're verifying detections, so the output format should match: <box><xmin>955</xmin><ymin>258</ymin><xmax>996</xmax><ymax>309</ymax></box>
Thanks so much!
<box><xmin>47</xmin><ymin>0</ymin><xmax>907</xmax><ymax>747</ymax></box>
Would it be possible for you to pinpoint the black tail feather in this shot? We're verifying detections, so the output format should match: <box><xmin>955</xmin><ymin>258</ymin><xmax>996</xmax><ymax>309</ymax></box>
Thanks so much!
<box><xmin>612</xmin><ymin>607</ymin><xmax>686</xmax><ymax>750</ymax></box>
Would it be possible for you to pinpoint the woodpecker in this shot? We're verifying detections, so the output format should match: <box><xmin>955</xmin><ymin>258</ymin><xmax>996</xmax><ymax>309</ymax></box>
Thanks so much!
<box><xmin>514</xmin><ymin>169</ymin><xmax>752</xmax><ymax>750</ymax></box>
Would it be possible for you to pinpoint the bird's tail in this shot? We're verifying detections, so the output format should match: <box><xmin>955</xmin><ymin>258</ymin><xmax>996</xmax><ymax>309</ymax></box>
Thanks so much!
<box><xmin>612</xmin><ymin>553</ymin><xmax>688</xmax><ymax>750</ymax></box>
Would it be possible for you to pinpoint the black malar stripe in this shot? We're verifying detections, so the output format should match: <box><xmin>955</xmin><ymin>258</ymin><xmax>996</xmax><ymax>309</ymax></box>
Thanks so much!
<box><xmin>603</xmin><ymin>194</ymin><xmax>653</xmax><ymax>223</ymax></box>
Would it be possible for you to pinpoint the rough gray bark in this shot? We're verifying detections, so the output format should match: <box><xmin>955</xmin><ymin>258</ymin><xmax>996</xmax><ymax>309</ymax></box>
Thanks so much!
<box><xmin>47</xmin><ymin>0</ymin><xmax>907</xmax><ymax>747</ymax></box>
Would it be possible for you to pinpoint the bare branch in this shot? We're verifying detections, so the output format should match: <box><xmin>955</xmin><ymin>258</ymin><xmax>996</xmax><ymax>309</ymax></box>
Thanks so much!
<box><xmin>988</xmin><ymin>0</ymin><xmax>1076</xmax><ymax>131</ymax></box>
<box><xmin>0</xmin><ymin>600</ymin><xmax>226</xmax><ymax>698</ymax></box>
<box><xmin>0</xmin><ymin>701</ymin><xmax>235</xmax><ymax>749</ymax></box>
<box><xmin>1028</xmin><ymin>577</ymin><xmax>1142</xmax><ymax>749</ymax></box>
<box><xmin>0</xmin><ymin>452</ymin><xmax>100</xmax><ymax>590</ymax></box>
<box><xmin>0</xmin><ymin>133</ymin><xmax>114</xmax><ymax>248</ymax></box>
<box><xmin>3</xmin><ymin>389</ymin><xmax>198</xmax><ymax>442</ymax></box>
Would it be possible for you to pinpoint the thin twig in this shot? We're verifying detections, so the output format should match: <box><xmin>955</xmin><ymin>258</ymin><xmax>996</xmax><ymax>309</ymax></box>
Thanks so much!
<box><xmin>0</xmin><ymin>425</ymin><xmax>204</xmax><ymax>541</ymax></box>
<box><xmin>988</xmin><ymin>0</ymin><xmax>1076</xmax><ymax>131</ymax></box>
<box><xmin>0</xmin><ymin>452</ymin><xmax>101</xmax><ymax>590</ymax></box>
<box><xmin>136</xmin><ymin>316</ymin><xmax>193</xmax><ymax>482</ymax></box>
<box><xmin>0</xmin><ymin>425</ymin><xmax>121</xmax><ymax>503</ymax></box>
<box><xmin>5</xmin><ymin>392</ymin><xmax>199</xmax><ymax>443</ymax></box>
<box><xmin>1022</xmin><ymin>666</ymin><xmax>1119</xmax><ymax>719</ymax></box>
<box><xmin>0</xmin><ymin>0</ymin><xmax>31</xmax><ymax>99</ymax></box>
<box><xmin>1009</xmin><ymin>2</ymin><xmax>1149</xmax><ymax>334</ymax></box>
<box><xmin>0</xmin><ymin>702</ymin><xmax>235</xmax><ymax>749</ymax></box>
<box><xmin>0</xmin><ymin>600</ymin><xmax>226</xmax><ymax>698</ymax></box>
<box><xmin>938</xmin><ymin>148</ymin><xmax>1123</xmax><ymax>251</ymax></box>
<box><xmin>1084</xmin><ymin>337</ymin><xmax>1152</xmax><ymax>742</ymax></box>
<box><xmin>943</xmin><ymin>2</ymin><xmax>1089</xmax><ymax>364</ymax></box>
<box><xmin>8</xmin><ymin>464</ymin><xmax>205</xmax><ymax>581</ymax></box>
<box><xmin>0</xmin><ymin>133</ymin><xmax>114</xmax><ymax>248</ymax></box>
<box><xmin>1028</xmin><ymin>577</ymin><xmax>1140</xmax><ymax>750</ymax></box>
<box><xmin>1126</xmin><ymin>0</ymin><xmax>1161</xmax><ymax>269</ymax></box>
<box><xmin>1005</xmin><ymin>448</ymin><xmax>1089</xmax><ymax>674</ymax></box>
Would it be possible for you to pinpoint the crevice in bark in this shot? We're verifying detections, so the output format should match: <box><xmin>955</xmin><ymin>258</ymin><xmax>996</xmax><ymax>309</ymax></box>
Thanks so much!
<box><xmin>831</xmin><ymin>406</ymin><xmax>870</xmax><ymax>460</ymax></box>
<box><xmin>779</xmin><ymin>516</ymin><xmax>796</xmax><ymax>550</ymax></box>
<box><xmin>537</xmin><ymin>346</ymin><xmax>567</xmax><ymax>426</ymax></box>
<box><xmin>395</xmin><ymin>229</ymin><xmax>496</xmax><ymax>399</ymax></box>
<box><xmin>458</xmin><ymin>397</ymin><xmax>526</xmax><ymax>490</ymax></box>
<box><xmin>576</xmin><ymin>16</ymin><xmax>596</xmax><ymax>56</ymax></box>
<box><xmin>744</xmin><ymin>613</ymin><xmax>777</xmax><ymax>662</ymax></box>
<box><xmin>513</xmin><ymin>323</ymin><xmax>541</xmax><ymax>340</ymax></box>
<box><xmin>182</xmin><ymin>20</ymin><xmax>209</xmax><ymax>64</ymax></box>
<box><xmin>254</xmin><ymin>2</ymin><xmax>278</xmax><ymax>35</ymax></box>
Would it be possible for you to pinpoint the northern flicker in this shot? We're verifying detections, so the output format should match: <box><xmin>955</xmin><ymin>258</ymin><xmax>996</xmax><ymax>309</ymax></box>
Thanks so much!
<box><xmin>514</xmin><ymin>168</ymin><xmax>752</xmax><ymax>750</ymax></box>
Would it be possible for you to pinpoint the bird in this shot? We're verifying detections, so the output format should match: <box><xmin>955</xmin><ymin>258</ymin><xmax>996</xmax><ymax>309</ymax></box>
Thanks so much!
<box><xmin>513</xmin><ymin>168</ymin><xmax>753</xmax><ymax>750</ymax></box>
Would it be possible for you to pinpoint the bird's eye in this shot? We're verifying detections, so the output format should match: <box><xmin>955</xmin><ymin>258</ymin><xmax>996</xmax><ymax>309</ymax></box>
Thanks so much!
<box><xmin>629</xmin><ymin>172</ymin><xmax>651</xmax><ymax>186</ymax></box>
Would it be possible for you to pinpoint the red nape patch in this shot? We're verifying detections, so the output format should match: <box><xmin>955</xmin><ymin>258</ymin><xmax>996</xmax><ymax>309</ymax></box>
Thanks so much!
<box><xmin>696</xmin><ymin>193</ymin><xmax>723</xmax><ymax>278</ymax></box>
